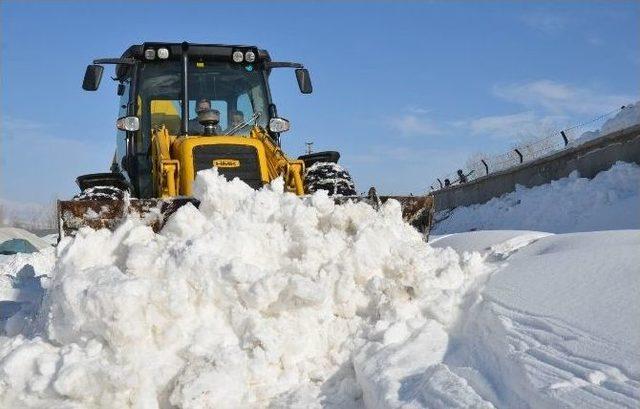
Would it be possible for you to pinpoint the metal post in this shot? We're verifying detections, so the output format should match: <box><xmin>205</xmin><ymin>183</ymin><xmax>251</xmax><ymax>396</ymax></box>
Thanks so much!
<box><xmin>180</xmin><ymin>42</ymin><xmax>189</xmax><ymax>136</ymax></box>
<box><xmin>481</xmin><ymin>159</ymin><xmax>489</xmax><ymax>175</ymax></box>
<box><xmin>514</xmin><ymin>148</ymin><xmax>523</xmax><ymax>163</ymax></box>
<box><xmin>560</xmin><ymin>130</ymin><xmax>568</xmax><ymax>146</ymax></box>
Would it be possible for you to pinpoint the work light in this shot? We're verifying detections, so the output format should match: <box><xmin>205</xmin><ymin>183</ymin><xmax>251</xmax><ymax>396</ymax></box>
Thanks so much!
<box><xmin>244</xmin><ymin>50</ymin><xmax>256</xmax><ymax>63</ymax></box>
<box><xmin>116</xmin><ymin>116</ymin><xmax>140</xmax><ymax>131</ymax></box>
<box><xmin>144</xmin><ymin>49</ymin><xmax>156</xmax><ymax>60</ymax></box>
<box><xmin>232</xmin><ymin>50</ymin><xmax>244</xmax><ymax>63</ymax></box>
<box><xmin>269</xmin><ymin>117</ymin><xmax>290</xmax><ymax>133</ymax></box>
<box><xmin>157</xmin><ymin>47</ymin><xmax>169</xmax><ymax>59</ymax></box>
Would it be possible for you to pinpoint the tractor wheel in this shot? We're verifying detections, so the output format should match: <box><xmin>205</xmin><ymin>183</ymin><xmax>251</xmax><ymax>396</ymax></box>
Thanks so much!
<box><xmin>73</xmin><ymin>186</ymin><xmax>126</xmax><ymax>201</ymax></box>
<box><xmin>303</xmin><ymin>162</ymin><xmax>357</xmax><ymax>196</ymax></box>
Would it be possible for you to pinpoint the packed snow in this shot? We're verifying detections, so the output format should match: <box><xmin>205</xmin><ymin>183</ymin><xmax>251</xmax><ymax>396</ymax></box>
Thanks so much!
<box><xmin>1</xmin><ymin>164</ymin><xmax>638</xmax><ymax>408</ymax></box>
<box><xmin>0</xmin><ymin>248</ymin><xmax>53</xmax><ymax>336</ymax></box>
<box><xmin>432</xmin><ymin>161</ymin><xmax>640</xmax><ymax>234</ymax></box>
<box><xmin>428</xmin><ymin>160</ymin><xmax>640</xmax><ymax>407</ymax></box>
<box><xmin>431</xmin><ymin>230</ymin><xmax>640</xmax><ymax>409</ymax></box>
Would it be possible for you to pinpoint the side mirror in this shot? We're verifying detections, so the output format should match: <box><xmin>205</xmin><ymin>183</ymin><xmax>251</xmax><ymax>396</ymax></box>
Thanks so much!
<box><xmin>295</xmin><ymin>68</ymin><xmax>313</xmax><ymax>94</ymax></box>
<box><xmin>82</xmin><ymin>65</ymin><xmax>104</xmax><ymax>91</ymax></box>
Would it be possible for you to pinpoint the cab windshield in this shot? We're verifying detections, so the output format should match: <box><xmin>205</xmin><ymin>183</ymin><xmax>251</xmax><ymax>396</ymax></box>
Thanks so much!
<box><xmin>137</xmin><ymin>61</ymin><xmax>269</xmax><ymax>137</ymax></box>
<box><xmin>133</xmin><ymin>61</ymin><xmax>270</xmax><ymax>197</ymax></box>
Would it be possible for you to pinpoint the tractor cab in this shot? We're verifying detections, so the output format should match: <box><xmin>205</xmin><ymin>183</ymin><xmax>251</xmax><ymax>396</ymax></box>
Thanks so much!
<box><xmin>82</xmin><ymin>42</ymin><xmax>312</xmax><ymax>198</ymax></box>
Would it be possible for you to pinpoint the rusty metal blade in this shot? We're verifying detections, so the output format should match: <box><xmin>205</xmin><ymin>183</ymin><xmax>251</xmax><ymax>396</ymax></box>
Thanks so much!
<box><xmin>58</xmin><ymin>197</ymin><xmax>199</xmax><ymax>237</ymax></box>
<box><xmin>59</xmin><ymin>191</ymin><xmax>433</xmax><ymax>238</ymax></box>
<box><xmin>379</xmin><ymin>195</ymin><xmax>434</xmax><ymax>234</ymax></box>
<box><xmin>333</xmin><ymin>188</ymin><xmax>434</xmax><ymax>236</ymax></box>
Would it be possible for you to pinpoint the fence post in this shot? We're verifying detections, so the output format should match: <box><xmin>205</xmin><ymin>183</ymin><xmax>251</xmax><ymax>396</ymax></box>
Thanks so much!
<box><xmin>560</xmin><ymin>130</ymin><xmax>568</xmax><ymax>146</ymax></box>
<box><xmin>514</xmin><ymin>148</ymin><xmax>523</xmax><ymax>163</ymax></box>
<box><xmin>481</xmin><ymin>159</ymin><xmax>489</xmax><ymax>175</ymax></box>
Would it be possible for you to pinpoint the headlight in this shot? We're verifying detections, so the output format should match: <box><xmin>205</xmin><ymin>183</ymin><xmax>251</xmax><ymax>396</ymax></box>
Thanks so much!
<box><xmin>157</xmin><ymin>47</ymin><xmax>169</xmax><ymax>59</ymax></box>
<box><xmin>268</xmin><ymin>117</ymin><xmax>290</xmax><ymax>133</ymax></box>
<box><xmin>116</xmin><ymin>116</ymin><xmax>140</xmax><ymax>131</ymax></box>
<box><xmin>244</xmin><ymin>50</ymin><xmax>256</xmax><ymax>63</ymax></box>
<box><xmin>144</xmin><ymin>49</ymin><xmax>156</xmax><ymax>60</ymax></box>
<box><xmin>232</xmin><ymin>50</ymin><xmax>244</xmax><ymax>63</ymax></box>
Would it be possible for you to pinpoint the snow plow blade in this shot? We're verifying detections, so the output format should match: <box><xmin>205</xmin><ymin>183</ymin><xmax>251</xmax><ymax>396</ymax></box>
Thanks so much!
<box><xmin>58</xmin><ymin>191</ymin><xmax>434</xmax><ymax>238</ymax></box>
<box><xmin>382</xmin><ymin>194</ymin><xmax>434</xmax><ymax>235</ymax></box>
<box><xmin>57</xmin><ymin>197</ymin><xmax>199</xmax><ymax>238</ymax></box>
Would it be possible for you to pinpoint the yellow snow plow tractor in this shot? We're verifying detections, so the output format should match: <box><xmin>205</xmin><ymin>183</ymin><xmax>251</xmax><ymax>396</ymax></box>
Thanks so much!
<box><xmin>58</xmin><ymin>42</ymin><xmax>433</xmax><ymax>237</ymax></box>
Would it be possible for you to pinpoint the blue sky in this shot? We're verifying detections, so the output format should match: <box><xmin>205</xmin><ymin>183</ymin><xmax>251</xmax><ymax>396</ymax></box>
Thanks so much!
<box><xmin>1</xmin><ymin>1</ymin><xmax>639</xmax><ymax>203</ymax></box>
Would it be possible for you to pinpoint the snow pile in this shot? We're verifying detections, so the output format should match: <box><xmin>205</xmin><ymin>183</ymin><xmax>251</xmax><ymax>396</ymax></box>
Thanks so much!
<box><xmin>571</xmin><ymin>101</ymin><xmax>640</xmax><ymax>146</ymax></box>
<box><xmin>0</xmin><ymin>169</ymin><xmax>492</xmax><ymax>408</ymax></box>
<box><xmin>432</xmin><ymin>161</ymin><xmax>640</xmax><ymax>234</ymax></box>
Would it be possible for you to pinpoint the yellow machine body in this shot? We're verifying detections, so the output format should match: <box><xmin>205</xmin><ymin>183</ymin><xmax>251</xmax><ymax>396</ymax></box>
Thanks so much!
<box><xmin>151</xmin><ymin>126</ymin><xmax>305</xmax><ymax>198</ymax></box>
<box><xmin>147</xmin><ymin>97</ymin><xmax>304</xmax><ymax>198</ymax></box>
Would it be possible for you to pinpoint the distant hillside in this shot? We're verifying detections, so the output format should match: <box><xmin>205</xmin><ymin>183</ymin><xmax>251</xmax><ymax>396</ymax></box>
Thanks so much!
<box><xmin>0</xmin><ymin>199</ymin><xmax>57</xmax><ymax>232</ymax></box>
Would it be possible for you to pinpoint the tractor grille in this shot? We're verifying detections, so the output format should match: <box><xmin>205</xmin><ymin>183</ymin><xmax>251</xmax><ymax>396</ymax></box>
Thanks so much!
<box><xmin>192</xmin><ymin>145</ymin><xmax>263</xmax><ymax>189</ymax></box>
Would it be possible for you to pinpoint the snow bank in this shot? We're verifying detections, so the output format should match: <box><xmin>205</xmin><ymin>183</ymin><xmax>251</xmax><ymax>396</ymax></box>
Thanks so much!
<box><xmin>436</xmin><ymin>230</ymin><xmax>640</xmax><ymax>409</ymax></box>
<box><xmin>432</xmin><ymin>161</ymin><xmax>640</xmax><ymax>235</ymax></box>
<box><xmin>0</xmin><ymin>169</ymin><xmax>492</xmax><ymax>408</ymax></box>
<box><xmin>571</xmin><ymin>102</ymin><xmax>640</xmax><ymax>146</ymax></box>
<box><xmin>428</xmin><ymin>161</ymin><xmax>640</xmax><ymax>407</ymax></box>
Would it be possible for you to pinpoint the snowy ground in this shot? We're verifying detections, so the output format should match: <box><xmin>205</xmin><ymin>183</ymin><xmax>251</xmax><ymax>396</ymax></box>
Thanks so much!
<box><xmin>427</xmin><ymin>161</ymin><xmax>640</xmax><ymax>408</ymax></box>
<box><xmin>431</xmin><ymin>230</ymin><xmax>640</xmax><ymax>408</ymax></box>
<box><xmin>1</xmin><ymin>165</ymin><xmax>638</xmax><ymax>408</ymax></box>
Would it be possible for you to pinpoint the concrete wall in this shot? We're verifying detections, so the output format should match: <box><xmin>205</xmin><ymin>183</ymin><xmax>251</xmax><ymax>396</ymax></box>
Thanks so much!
<box><xmin>433</xmin><ymin>124</ymin><xmax>640</xmax><ymax>211</ymax></box>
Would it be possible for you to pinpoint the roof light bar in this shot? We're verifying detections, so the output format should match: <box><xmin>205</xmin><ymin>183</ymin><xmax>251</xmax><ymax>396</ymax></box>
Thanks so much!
<box><xmin>232</xmin><ymin>50</ymin><xmax>244</xmax><ymax>63</ymax></box>
<box><xmin>157</xmin><ymin>47</ymin><xmax>169</xmax><ymax>59</ymax></box>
